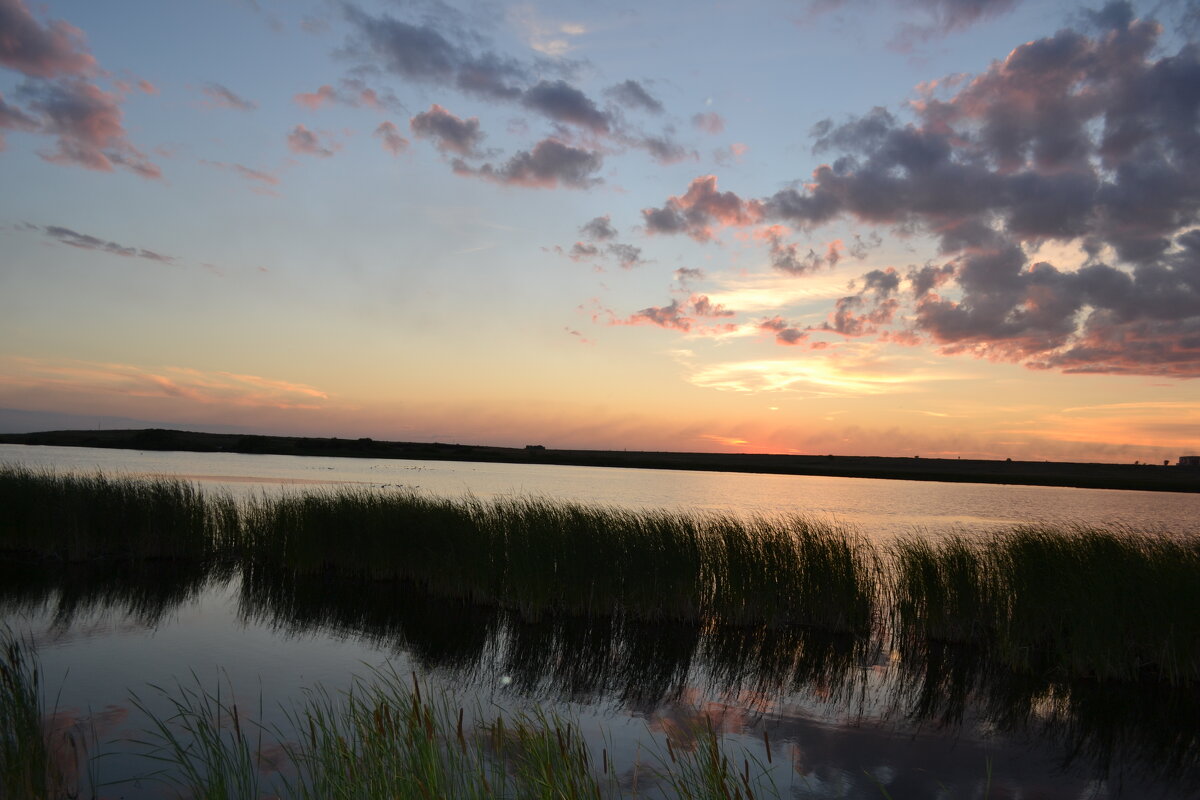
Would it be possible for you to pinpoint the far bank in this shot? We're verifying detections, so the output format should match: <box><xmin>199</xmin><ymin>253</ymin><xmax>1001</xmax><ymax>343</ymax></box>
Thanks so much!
<box><xmin>1</xmin><ymin>428</ymin><xmax>1197</xmax><ymax>493</ymax></box>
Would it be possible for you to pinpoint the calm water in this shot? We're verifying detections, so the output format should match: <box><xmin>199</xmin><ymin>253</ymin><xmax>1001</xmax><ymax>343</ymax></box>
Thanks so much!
<box><xmin>3</xmin><ymin>444</ymin><xmax>1199</xmax><ymax>799</ymax></box>
<box><xmin>4</xmin><ymin>443</ymin><xmax>1199</xmax><ymax>540</ymax></box>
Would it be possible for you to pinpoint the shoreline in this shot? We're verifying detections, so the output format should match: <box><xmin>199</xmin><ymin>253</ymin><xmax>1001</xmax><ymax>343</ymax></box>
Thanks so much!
<box><xmin>1</xmin><ymin>427</ymin><xmax>1198</xmax><ymax>493</ymax></box>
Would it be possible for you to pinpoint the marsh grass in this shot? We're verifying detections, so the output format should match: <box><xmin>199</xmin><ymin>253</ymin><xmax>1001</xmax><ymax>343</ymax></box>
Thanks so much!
<box><xmin>7</xmin><ymin>467</ymin><xmax>1200</xmax><ymax>685</ymax></box>
<box><xmin>0</xmin><ymin>631</ymin><xmax>74</xmax><ymax>799</ymax></box>
<box><xmin>891</xmin><ymin>526</ymin><xmax>1200</xmax><ymax>683</ymax></box>
<box><xmin>130</xmin><ymin>674</ymin><xmax>271</xmax><ymax>800</ymax></box>
<box><xmin>242</xmin><ymin>490</ymin><xmax>878</xmax><ymax>633</ymax></box>
<box><xmin>129</xmin><ymin>664</ymin><xmax>785</xmax><ymax>800</ymax></box>
<box><xmin>0</xmin><ymin>465</ymin><xmax>236</xmax><ymax>562</ymax></box>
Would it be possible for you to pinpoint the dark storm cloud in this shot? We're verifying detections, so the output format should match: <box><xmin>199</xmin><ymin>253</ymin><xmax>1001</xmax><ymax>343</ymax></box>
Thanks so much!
<box><xmin>646</xmin><ymin>4</ymin><xmax>1200</xmax><ymax>376</ymax></box>
<box><xmin>455</xmin><ymin>138</ymin><xmax>602</xmax><ymax>189</ymax></box>
<box><xmin>37</xmin><ymin>225</ymin><xmax>175</xmax><ymax>263</ymax></box>
<box><xmin>604</xmin><ymin>79</ymin><xmax>663</xmax><ymax>113</ymax></box>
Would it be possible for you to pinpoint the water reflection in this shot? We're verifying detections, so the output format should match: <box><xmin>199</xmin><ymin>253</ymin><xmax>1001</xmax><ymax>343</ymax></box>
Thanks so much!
<box><xmin>4</xmin><ymin>560</ymin><xmax>1198</xmax><ymax>798</ymax></box>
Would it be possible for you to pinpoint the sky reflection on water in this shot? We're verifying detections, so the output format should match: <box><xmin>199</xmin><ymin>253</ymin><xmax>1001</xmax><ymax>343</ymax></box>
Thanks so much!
<box><xmin>3</xmin><ymin>444</ymin><xmax>1198</xmax><ymax>541</ymax></box>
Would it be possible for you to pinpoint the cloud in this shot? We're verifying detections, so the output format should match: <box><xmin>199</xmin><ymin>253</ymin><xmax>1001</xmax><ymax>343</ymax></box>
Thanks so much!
<box><xmin>374</xmin><ymin>120</ymin><xmax>409</xmax><ymax>155</ymax></box>
<box><xmin>642</xmin><ymin>175</ymin><xmax>763</xmax><ymax>241</ymax></box>
<box><xmin>606</xmin><ymin>242</ymin><xmax>645</xmax><ymax>269</ymax></box>
<box><xmin>890</xmin><ymin>0</ymin><xmax>1022</xmax><ymax>51</ymax></box>
<box><xmin>521</xmin><ymin>79</ymin><xmax>610</xmax><ymax>133</ymax></box>
<box><xmin>455</xmin><ymin>138</ymin><xmax>602</xmax><ymax>189</ymax></box>
<box><xmin>409</xmin><ymin>104</ymin><xmax>483</xmax><ymax>155</ymax></box>
<box><xmin>0</xmin><ymin>356</ymin><xmax>330</xmax><ymax>411</ymax></box>
<box><xmin>294</xmin><ymin>84</ymin><xmax>337</xmax><ymax>110</ymax></box>
<box><xmin>0</xmin><ymin>0</ymin><xmax>96</xmax><ymax>78</ymax></box>
<box><xmin>0</xmin><ymin>90</ymin><xmax>38</xmax><ymax>148</ymax></box>
<box><xmin>201</xmin><ymin>82</ymin><xmax>257</xmax><ymax>111</ymax></box>
<box><xmin>200</xmin><ymin>159</ymin><xmax>280</xmax><ymax>193</ymax></box>
<box><xmin>15</xmin><ymin>78</ymin><xmax>160</xmax><ymax>177</ymax></box>
<box><xmin>757</xmin><ymin>226</ymin><xmax>844</xmax><ymax>276</ymax></box>
<box><xmin>286</xmin><ymin>124</ymin><xmax>336</xmax><ymax>157</ymax></box>
<box><xmin>616</xmin><ymin>294</ymin><xmax>736</xmax><ymax>332</ymax></box>
<box><xmin>800</xmin><ymin>0</ymin><xmax>1023</xmax><ymax>48</ymax></box>
<box><xmin>637</xmin><ymin>133</ymin><xmax>695</xmax><ymax>165</ymax></box>
<box><xmin>342</xmin><ymin>5</ymin><xmax>527</xmax><ymax>101</ymax></box>
<box><xmin>758</xmin><ymin>316</ymin><xmax>809</xmax><ymax>345</ymax></box>
<box><xmin>647</xmin><ymin>5</ymin><xmax>1200</xmax><ymax>377</ymax></box>
<box><xmin>508</xmin><ymin>5</ymin><xmax>587</xmax><ymax>57</ymax></box>
<box><xmin>580</xmin><ymin>215</ymin><xmax>617</xmax><ymax>241</ymax></box>
<box><xmin>691</xmin><ymin>112</ymin><xmax>724</xmax><ymax>134</ymax></box>
<box><xmin>293</xmin><ymin>79</ymin><xmax>402</xmax><ymax>112</ymax></box>
<box><xmin>605</xmin><ymin>79</ymin><xmax>663</xmax><ymax>113</ymax></box>
<box><xmin>33</xmin><ymin>224</ymin><xmax>175</xmax><ymax>263</ymax></box>
<box><xmin>341</xmin><ymin>5</ymin><xmax>625</xmax><ymax>136</ymax></box>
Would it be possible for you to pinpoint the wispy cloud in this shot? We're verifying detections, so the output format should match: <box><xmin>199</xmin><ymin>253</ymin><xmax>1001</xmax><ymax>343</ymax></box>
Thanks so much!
<box><xmin>200</xmin><ymin>82</ymin><xmax>257</xmax><ymax>111</ymax></box>
<box><xmin>0</xmin><ymin>357</ymin><xmax>330</xmax><ymax>410</ymax></box>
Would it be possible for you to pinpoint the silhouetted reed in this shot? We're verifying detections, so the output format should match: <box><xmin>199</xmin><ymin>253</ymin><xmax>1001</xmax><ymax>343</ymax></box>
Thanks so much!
<box><xmin>0</xmin><ymin>631</ymin><xmax>73</xmax><ymax>799</ymax></box>
<box><xmin>241</xmin><ymin>490</ymin><xmax>878</xmax><ymax>634</ymax></box>
<box><xmin>891</xmin><ymin>526</ymin><xmax>1200</xmax><ymax>684</ymax></box>
<box><xmin>0</xmin><ymin>465</ymin><xmax>236</xmax><ymax>562</ymax></box>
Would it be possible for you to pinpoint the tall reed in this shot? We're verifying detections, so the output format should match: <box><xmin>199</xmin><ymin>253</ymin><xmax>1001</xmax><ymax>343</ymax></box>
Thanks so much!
<box><xmin>890</xmin><ymin>526</ymin><xmax>1200</xmax><ymax>683</ymax></box>
<box><xmin>0</xmin><ymin>631</ymin><xmax>71</xmax><ymax>799</ymax></box>
<box><xmin>0</xmin><ymin>465</ymin><xmax>236</xmax><ymax>562</ymax></box>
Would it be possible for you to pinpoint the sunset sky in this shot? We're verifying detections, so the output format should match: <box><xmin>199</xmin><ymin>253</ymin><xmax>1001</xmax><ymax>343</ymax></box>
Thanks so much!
<box><xmin>1</xmin><ymin>0</ymin><xmax>1198</xmax><ymax>463</ymax></box>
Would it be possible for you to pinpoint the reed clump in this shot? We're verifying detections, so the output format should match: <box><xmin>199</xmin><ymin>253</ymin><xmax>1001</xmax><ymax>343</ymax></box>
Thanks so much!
<box><xmin>0</xmin><ymin>465</ymin><xmax>235</xmax><ymax>562</ymax></box>
<box><xmin>891</xmin><ymin>526</ymin><xmax>1200</xmax><ymax>683</ymax></box>
<box><xmin>241</xmin><ymin>490</ymin><xmax>877</xmax><ymax>632</ymax></box>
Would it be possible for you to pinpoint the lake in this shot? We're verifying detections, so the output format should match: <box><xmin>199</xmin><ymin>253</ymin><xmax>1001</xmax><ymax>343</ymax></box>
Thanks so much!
<box><xmin>3</xmin><ymin>443</ymin><xmax>1199</xmax><ymax>798</ymax></box>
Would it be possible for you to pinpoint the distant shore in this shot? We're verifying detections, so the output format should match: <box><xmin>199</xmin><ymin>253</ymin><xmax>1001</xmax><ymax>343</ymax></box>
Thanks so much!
<box><xmin>1</xmin><ymin>427</ymin><xmax>1197</xmax><ymax>493</ymax></box>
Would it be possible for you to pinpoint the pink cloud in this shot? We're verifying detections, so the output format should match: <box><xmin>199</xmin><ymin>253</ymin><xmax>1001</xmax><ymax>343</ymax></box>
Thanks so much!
<box><xmin>613</xmin><ymin>294</ymin><xmax>738</xmax><ymax>333</ymax></box>
<box><xmin>201</xmin><ymin>159</ymin><xmax>281</xmax><ymax>194</ymax></box>
<box><xmin>692</xmin><ymin>111</ymin><xmax>725</xmax><ymax>134</ymax></box>
<box><xmin>294</xmin><ymin>85</ymin><xmax>336</xmax><ymax>110</ymax></box>
<box><xmin>20</xmin><ymin>78</ymin><xmax>161</xmax><ymax>178</ymax></box>
<box><xmin>409</xmin><ymin>104</ymin><xmax>483</xmax><ymax>156</ymax></box>
<box><xmin>642</xmin><ymin>175</ymin><xmax>762</xmax><ymax>241</ymax></box>
<box><xmin>0</xmin><ymin>0</ymin><xmax>96</xmax><ymax>78</ymax></box>
<box><xmin>286</xmin><ymin>124</ymin><xmax>336</xmax><ymax>157</ymax></box>
<box><xmin>374</xmin><ymin>121</ymin><xmax>409</xmax><ymax>155</ymax></box>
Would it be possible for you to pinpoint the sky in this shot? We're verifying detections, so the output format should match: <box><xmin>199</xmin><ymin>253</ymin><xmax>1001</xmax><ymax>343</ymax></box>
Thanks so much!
<box><xmin>1</xmin><ymin>0</ymin><xmax>1198</xmax><ymax>463</ymax></box>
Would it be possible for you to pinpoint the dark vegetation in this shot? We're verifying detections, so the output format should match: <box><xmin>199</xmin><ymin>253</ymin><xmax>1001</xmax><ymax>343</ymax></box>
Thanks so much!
<box><xmin>3</xmin><ymin>427</ymin><xmax>1198</xmax><ymax>492</ymax></box>
<box><xmin>3</xmin><ymin>465</ymin><xmax>1200</xmax><ymax>795</ymax></box>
